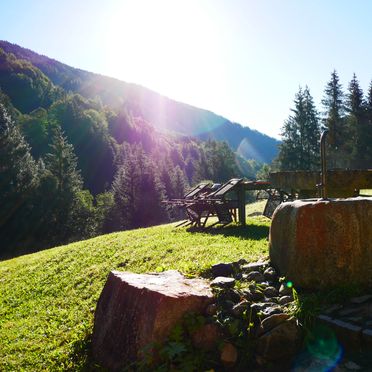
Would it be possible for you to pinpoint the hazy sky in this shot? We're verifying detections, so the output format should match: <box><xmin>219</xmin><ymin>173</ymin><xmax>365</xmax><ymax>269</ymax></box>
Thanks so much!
<box><xmin>2</xmin><ymin>0</ymin><xmax>372</xmax><ymax>138</ymax></box>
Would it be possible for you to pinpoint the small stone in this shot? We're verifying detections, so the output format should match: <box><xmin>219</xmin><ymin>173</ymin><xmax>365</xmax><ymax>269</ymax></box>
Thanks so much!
<box><xmin>344</xmin><ymin>361</ymin><xmax>362</xmax><ymax>370</ymax></box>
<box><xmin>234</xmin><ymin>272</ymin><xmax>243</xmax><ymax>280</ymax></box>
<box><xmin>278</xmin><ymin>296</ymin><xmax>293</xmax><ymax>305</ymax></box>
<box><xmin>256</xmin><ymin>313</ymin><xmax>290</xmax><ymax>337</ymax></box>
<box><xmin>241</xmin><ymin>262</ymin><xmax>268</xmax><ymax>273</ymax></box>
<box><xmin>205</xmin><ymin>303</ymin><xmax>218</xmax><ymax>316</ymax></box>
<box><xmin>246</xmin><ymin>271</ymin><xmax>265</xmax><ymax>283</ymax></box>
<box><xmin>251</xmin><ymin>302</ymin><xmax>278</xmax><ymax>315</ymax></box>
<box><xmin>279</xmin><ymin>284</ymin><xmax>292</xmax><ymax>296</ymax></box>
<box><xmin>231</xmin><ymin>300</ymin><xmax>250</xmax><ymax>317</ymax></box>
<box><xmin>256</xmin><ymin>317</ymin><xmax>302</xmax><ymax>362</ymax></box>
<box><xmin>261</xmin><ymin>306</ymin><xmax>283</xmax><ymax>318</ymax></box>
<box><xmin>220</xmin><ymin>342</ymin><xmax>238</xmax><ymax>367</ymax></box>
<box><xmin>232</xmin><ymin>258</ymin><xmax>247</xmax><ymax>268</ymax></box>
<box><xmin>210</xmin><ymin>277</ymin><xmax>235</xmax><ymax>288</ymax></box>
<box><xmin>211</xmin><ymin>263</ymin><xmax>234</xmax><ymax>277</ymax></box>
<box><xmin>244</xmin><ymin>289</ymin><xmax>264</xmax><ymax>302</ymax></box>
<box><xmin>264</xmin><ymin>286</ymin><xmax>279</xmax><ymax>298</ymax></box>
<box><xmin>225</xmin><ymin>289</ymin><xmax>241</xmax><ymax>303</ymax></box>
<box><xmin>264</xmin><ymin>267</ymin><xmax>278</xmax><ymax>281</ymax></box>
<box><xmin>242</xmin><ymin>273</ymin><xmax>249</xmax><ymax>281</ymax></box>
<box><xmin>350</xmin><ymin>295</ymin><xmax>372</xmax><ymax>304</ymax></box>
<box><xmin>192</xmin><ymin>323</ymin><xmax>222</xmax><ymax>351</ymax></box>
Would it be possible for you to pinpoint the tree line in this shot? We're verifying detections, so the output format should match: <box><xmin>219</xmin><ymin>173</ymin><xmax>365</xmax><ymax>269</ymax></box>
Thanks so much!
<box><xmin>0</xmin><ymin>96</ymin><xmax>244</xmax><ymax>258</ymax></box>
<box><xmin>277</xmin><ymin>70</ymin><xmax>372</xmax><ymax>170</ymax></box>
<box><xmin>0</xmin><ymin>44</ymin><xmax>266</xmax><ymax>258</ymax></box>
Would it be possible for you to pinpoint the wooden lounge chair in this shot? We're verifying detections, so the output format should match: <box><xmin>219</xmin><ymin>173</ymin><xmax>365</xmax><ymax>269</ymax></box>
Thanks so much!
<box><xmin>184</xmin><ymin>178</ymin><xmax>243</xmax><ymax>228</ymax></box>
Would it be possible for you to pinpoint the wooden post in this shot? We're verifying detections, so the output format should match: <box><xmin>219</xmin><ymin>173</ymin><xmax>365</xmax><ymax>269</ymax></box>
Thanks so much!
<box><xmin>237</xmin><ymin>184</ymin><xmax>246</xmax><ymax>226</ymax></box>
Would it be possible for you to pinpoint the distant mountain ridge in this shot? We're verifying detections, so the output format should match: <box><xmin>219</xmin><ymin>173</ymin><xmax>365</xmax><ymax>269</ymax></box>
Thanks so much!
<box><xmin>0</xmin><ymin>40</ymin><xmax>279</xmax><ymax>163</ymax></box>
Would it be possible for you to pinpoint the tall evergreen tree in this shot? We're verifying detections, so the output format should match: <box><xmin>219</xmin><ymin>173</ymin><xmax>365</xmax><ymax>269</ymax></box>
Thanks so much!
<box><xmin>278</xmin><ymin>87</ymin><xmax>320</xmax><ymax>170</ymax></box>
<box><xmin>0</xmin><ymin>103</ymin><xmax>38</xmax><ymax>255</ymax></box>
<box><xmin>40</xmin><ymin>127</ymin><xmax>84</xmax><ymax>244</ymax></box>
<box><xmin>321</xmin><ymin>70</ymin><xmax>346</xmax><ymax>167</ymax></box>
<box><xmin>345</xmin><ymin>73</ymin><xmax>368</xmax><ymax>167</ymax></box>
<box><xmin>110</xmin><ymin>145</ymin><xmax>169</xmax><ymax>230</ymax></box>
<box><xmin>303</xmin><ymin>86</ymin><xmax>321</xmax><ymax>169</ymax></box>
<box><xmin>365</xmin><ymin>81</ymin><xmax>372</xmax><ymax>165</ymax></box>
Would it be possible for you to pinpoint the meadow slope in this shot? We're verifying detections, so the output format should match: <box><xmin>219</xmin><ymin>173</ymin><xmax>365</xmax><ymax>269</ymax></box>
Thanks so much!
<box><xmin>0</xmin><ymin>203</ymin><xmax>270</xmax><ymax>371</ymax></box>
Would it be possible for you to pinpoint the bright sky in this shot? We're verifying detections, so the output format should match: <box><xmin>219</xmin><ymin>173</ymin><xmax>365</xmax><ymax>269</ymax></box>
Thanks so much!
<box><xmin>2</xmin><ymin>0</ymin><xmax>372</xmax><ymax>139</ymax></box>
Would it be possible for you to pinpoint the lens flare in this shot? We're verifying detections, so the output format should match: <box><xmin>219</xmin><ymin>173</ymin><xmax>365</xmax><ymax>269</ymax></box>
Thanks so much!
<box><xmin>293</xmin><ymin>324</ymin><xmax>342</xmax><ymax>371</ymax></box>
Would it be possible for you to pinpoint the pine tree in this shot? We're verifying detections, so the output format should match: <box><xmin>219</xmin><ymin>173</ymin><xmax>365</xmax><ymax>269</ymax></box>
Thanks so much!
<box><xmin>110</xmin><ymin>145</ymin><xmax>169</xmax><ymax>230</ymax></box>
<box><xmin>303</xmin><ymin>86</ymin><xmax>321</xmax><ymax>169</ymax></box>
<box><xmin>171</xmin><ymin>165</ymin><xmax>188</xmax><ymax>199</ymax></box>
<box><xmin>41</xmin><ymin>127</ymin><xmax>84</xmax><ymax>244</ymax></box>
<box><xmin>0</xmin><ymin>103</ymin><xmax>38</xmax><ymax>255</ymax></box>
<box><xmin>278</xmin><ymin>87</ymin><xmax>320</xmax><ymax>171</ymax></box>
<box><xmin>45</xmin><ymin>127</ymin><xmax>82</xmax><ymax>194</ymax></box>
<box><xmin>365</xmin><ymin>81</ymin><xmax>372</xmax><ymax>166</ymax></box>
<box><xmin>345</xmin><ymin>74</ymin><xmax>367</xmax><ymax>167</ymax></box>
<box><xmin>321</xmin><ymin>70</ymin><xmax>346</xmax><ymax>167</ymax></box>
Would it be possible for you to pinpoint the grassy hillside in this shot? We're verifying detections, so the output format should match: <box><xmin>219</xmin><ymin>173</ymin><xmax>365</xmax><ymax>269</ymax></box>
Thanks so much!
<box><xmin>0</xmin><ymin>202</ymin><xmax>270</xmax><ymax>371</ymax></box>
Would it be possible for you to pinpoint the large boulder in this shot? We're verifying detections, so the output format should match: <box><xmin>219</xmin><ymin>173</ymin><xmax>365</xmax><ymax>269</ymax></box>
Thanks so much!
<box><xmin>92</xmin><ymin>270</ymin><xmax>213</xmax><ymax>371</ymax></box>
<box><xmin>270</xmin><ymin>197</ymin><xmax>372</xmax><ymax>289</ymax></box>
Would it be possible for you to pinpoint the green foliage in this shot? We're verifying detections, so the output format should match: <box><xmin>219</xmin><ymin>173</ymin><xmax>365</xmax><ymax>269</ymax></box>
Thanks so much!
<box><xmin>0</xmin><ymin>103</ymin><xmax>38</xmax><ymax>255</ymax></box>
<box><xmin>37</xmin><ymin>127</ymin><xmax>90</xmax><ymax>246</ymax></box>
<box><xmin>110</xmin><ymin>145</ymin><xmax>169</xmax><ymax>229</ymax></box>
<box><xmin>18</xmin><ymin>107</ymin><xmax>50</xmax><ymax>158</ymax></box>
<box><xmin>0</xmin><ymin>40</ymin><xmax>264</xmax><ymax>258</ymax></box>
<box><xmin>321</xmin><ymin>70</ymin><xmax>349</xmax><ymax>167</ymax></box>
<box><xmin>0</xmin><ymin>48</ymin><xmax>60</xmax><ymax>113</ymax></box>
<box><xmin>49</xmin><ymin>94</ymin><xmax>116</xmax><ymax>194</ymax></box>
<box><xmin>278</xmin><ymin>86</ymin><xmax>320</xmax><ymax>171</ymax></box>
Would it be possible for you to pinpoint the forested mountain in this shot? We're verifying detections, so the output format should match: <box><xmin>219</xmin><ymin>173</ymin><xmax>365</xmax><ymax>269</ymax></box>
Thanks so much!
<box><xmin>0</xmin><ymin>40</ymin><xmax>279</xmax><ymax>163</ymax></box>
<box><xmin>1</xmin><ymin>40</ymin><xmax>273</xmax><ymax>258</ymax></box>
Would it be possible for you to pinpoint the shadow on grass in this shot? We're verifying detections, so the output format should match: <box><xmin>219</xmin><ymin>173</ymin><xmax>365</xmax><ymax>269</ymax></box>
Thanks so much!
<box><xmin>186</xmin><ymin>223</ymin><xmax>269</xmax><ymax>241</ymax></box>
<box><xmin>67</xmin><ymin>333</ymin><xmax>106</xmax><ymax>372</ymax></box>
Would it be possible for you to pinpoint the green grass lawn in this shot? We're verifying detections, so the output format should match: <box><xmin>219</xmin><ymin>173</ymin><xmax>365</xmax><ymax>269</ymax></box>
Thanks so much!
<box><xmin>0</xmin><ymin>202</ymin><xmax>270</xmax><ymax>371</ymax></box>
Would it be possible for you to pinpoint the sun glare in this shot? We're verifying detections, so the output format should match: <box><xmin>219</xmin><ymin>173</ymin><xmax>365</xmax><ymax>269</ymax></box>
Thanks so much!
<box><xmin>104</xmin><ymin>0</ymin><xmax>227</xmax><ymax>108</ymax></box>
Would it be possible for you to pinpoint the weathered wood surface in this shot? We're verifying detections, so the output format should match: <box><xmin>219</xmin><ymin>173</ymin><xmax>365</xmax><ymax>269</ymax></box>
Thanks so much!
<box><xmin>270</xmin><ymin>170</ymin><xmax>372</xmax><ymax>198</ymax></box>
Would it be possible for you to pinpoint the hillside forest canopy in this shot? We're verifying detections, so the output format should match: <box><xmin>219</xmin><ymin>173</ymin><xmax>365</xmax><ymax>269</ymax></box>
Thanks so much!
<box><xmin>0</xmin><ymin>43</ymin><xmax>266</xmax><ymax>258</ymax></box>
<box><xmin>1</xmin><ymin>41</ymin><xmax>371</xmax><ymax>259</ymax></box>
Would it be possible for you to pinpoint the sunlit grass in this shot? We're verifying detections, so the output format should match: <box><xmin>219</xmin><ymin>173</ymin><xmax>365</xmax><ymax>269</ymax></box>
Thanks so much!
<box><xmin>0</xmin><ymin>203</ymin><xmax>269</xmax><ymax>371</ymax></box>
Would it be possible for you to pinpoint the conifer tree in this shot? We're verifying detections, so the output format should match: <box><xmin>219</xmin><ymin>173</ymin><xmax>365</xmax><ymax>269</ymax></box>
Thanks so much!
<box><xmin>0</xmin><ymin>103</ymin><xmax>38</xmax><ymax>254</ymax></box>
<box><xmin>303</xmin><ymin>86</ymin><xmax>321</xmax><ymax>169</ymax></box>
<box><xmin>321</xmin><ymin>70</ymin><xmax>346</xmax><ymax>167</ymax></box>
<box><xmin>41</xmin><ymin>127</ymin><xmax>84</xmax><ymax>243</ymax></box>
<box><xmin>345</xmin><ymin>74</ymin><xmax>367</xmax><ymax>167</ymax></box>
<box><xmin>171</xmin><ymin>165</ymin><xmax>188</xmax><ymax>199</ymax></box>
<box><xmin>111</xmin><ymin>145</ymin><xmax>169</xmax><ymax>230</ymax></box>
<box><xmin>278</xmin><ymin>87</ymin><xmax>320</xmax><ymax>170</ymax></box>
<box><xmin>365</xmin><ymin>81</ymin><xmax>372</xmax><ymax>165</ymax></box>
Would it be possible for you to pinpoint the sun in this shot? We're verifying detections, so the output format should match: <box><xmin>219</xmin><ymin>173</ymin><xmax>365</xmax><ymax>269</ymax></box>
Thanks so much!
<box><xmin>103</xmin><ymin>0</ymin><xmax>226</xmax><ymax>109</ymax></box>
